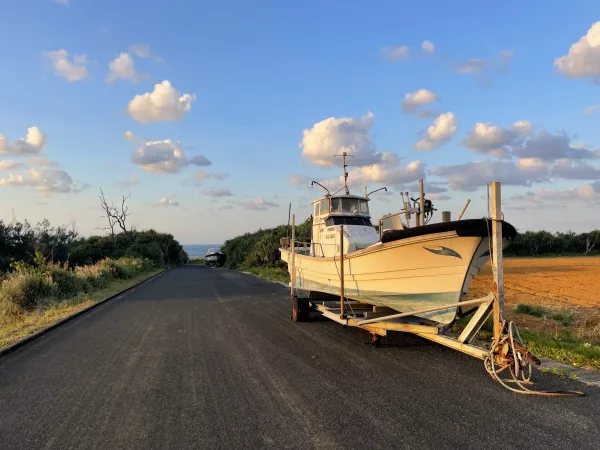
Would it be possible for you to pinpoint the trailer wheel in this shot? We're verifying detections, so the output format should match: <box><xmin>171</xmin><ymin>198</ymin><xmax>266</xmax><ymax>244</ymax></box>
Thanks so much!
<box><xmin>291</xmin><ymin>296</ymin><xmax>310</xmax><ymax>322</ymax></box>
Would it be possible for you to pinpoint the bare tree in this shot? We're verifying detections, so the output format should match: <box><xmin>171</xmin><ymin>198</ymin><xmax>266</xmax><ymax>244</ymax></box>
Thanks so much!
<box><xmin>98</xmin><ymin>189</ymin><xmax>131</xmax><ymax>235</ymax></box>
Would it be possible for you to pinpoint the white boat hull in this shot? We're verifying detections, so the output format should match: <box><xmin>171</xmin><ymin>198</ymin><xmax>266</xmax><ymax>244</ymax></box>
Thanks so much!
<box><xmin>281</xmin><ymin>231</ymin><xmax>502</xmax><ymax>325</ymax></box>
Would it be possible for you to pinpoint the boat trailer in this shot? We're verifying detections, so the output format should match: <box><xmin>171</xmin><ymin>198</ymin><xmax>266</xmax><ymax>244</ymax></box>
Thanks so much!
<box><xmin>288</xmin><ymin>182</ymin><xmax>584</xmax><ymax>396</ymax></box>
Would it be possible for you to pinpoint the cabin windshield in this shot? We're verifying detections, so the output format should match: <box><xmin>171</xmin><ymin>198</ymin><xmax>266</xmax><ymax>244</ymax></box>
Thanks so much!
<box><xmin>330</xmin><ymin>197</ymin><xmax>369</xmax><ymax>215</ymax></box>
<box><xmin>325</xmin><ymin>216</ymin><xmax>373</xmax><ymax>227</ymax></box>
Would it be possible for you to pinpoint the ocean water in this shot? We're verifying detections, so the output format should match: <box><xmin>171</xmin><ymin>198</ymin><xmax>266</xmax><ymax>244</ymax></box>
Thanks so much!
<box><xmin>183</xmin><ymin>244</ymin><xmax>223</xmax><ymax>258</ymax></box>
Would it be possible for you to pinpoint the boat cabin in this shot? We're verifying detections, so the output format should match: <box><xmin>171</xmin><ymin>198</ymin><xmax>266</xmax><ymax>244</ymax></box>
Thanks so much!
<box><xmin>311</xmin><ymin>194</ymin><xmax>380</xmax><ymax>257</ymax></box>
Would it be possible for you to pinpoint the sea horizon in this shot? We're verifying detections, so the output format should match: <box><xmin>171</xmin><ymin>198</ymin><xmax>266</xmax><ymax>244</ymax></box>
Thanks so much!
<box><xmin>183</xmin><ymin>244</ymin><xmax>223</xmax><ymax>258</ymax></box>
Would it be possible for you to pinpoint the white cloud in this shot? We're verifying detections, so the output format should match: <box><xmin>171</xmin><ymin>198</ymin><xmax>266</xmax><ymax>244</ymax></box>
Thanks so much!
<box><xmin>430</xmin><ymin>159</ymin><xmax>550</xmax><ymax>191</ymax></box>
<box><xmin>453</xmin><ymin>50</ymin><xmax>513</xmax><ymax>86</ymax></box>
<box><xmin>421</xmin><ymin>40</ymin><xmax>435</xmax><ymax>54</ymax></box>
<box><xmin>230</xmin><ymin>198</ymin><xmax>279</xmax><ymax>211</ymax></box>
<box><xmin>460</xmin><ymin>120</ymin><xmax>531</xmax><ymax>157</ymax></box>
<box><xmin>130</xmin><ymin>140</ymin><xmax>211</xmax><ymax>174</ymax></box>
<box><xmin>205</xmin><ymin>187</ymin><xmax>234</xmax><ymax>198</ymax></box>
<box><xmin>106</xmin><ymin>53</ymin><xmax>148</xmax><ymax>83</ymax></box>
<box><xmin>511</xmin><ymin>183</ymin><xmax>600</xmax><ymax>205</ymax></box>
<box><xmin>127</xmin><ymin>81</ymin><xmax>195</xmax><ymax>123</ymax></box>
<box><xmin>195</xmin><ymin>171</ymin><xmax>228</xmax><ymax>181</ymax></box>
<box><xmin>299</xmin><ymin>112</ymin><xmax>394</xmax><ymax>167</ymax></box>
<box><xmin>189</xmin><ymin>155</ymin><xmax>211</xmax><ymax>166</ymax></box>
<box><xmin>0</xmin><ymin>127</ymin><xmax>47</xmax><ymax>155</ymax></box>
<box><xmin>154</xmin><ymin>195</ymin><xmax>179</xmax><ymax>207</ymax></box>
<box><xmin>118</xmin><ymin>174</ymin><xmax>139</xmax><ymax>187</ymax></box>
<box><xmin>26</xmin><ymin>157</ymin><xmax>57</xmax><ymax>167</ymax></box>
<box><xmin>514</xmin><ymin>131</ymin><xmax>596</xmax><ymax>161</ymax></box>
<box><xmin>584</xmin><ymin>105</ymin><xmax>598</xmax><ymax>114</ymax></box>
<box><xmin>381</xmin><ymin>45</ymin><xmax>410</xmax><ymax>60</ymax></box>
<box><xmin>401</xmin><ymin>89</ymin><xmax>439</xmax><ymax>116</ymax></box>
<box><xmin>554</xmin><ymin>22</ymin><xmax>600</xmax><ymax>80</ymax></box>
<box><xmin>550</xmin><ymin>159</ymin><xmax>600</xmax><ymax>179</ymax></box>
<box><xmin>43</xmin><ymin>49</ymin><xmax>88</xmax><ymax>82</ymax></box>
<box><xmin>0</xmin><ymin>160</ymin><xmax>21</xmax><ymax>171</ymax></box>
<box><xmin>413</xmin><ymin>112</ymin><xmax>458</xmax><ymax>150</ymax></box>
<box><xmin>182</xmin><ymin>171</ymin><xmax>228</xmax><ymax>186</ymax></box>
<box><xmin>124</xmin><ymin>131</ymin><xmax>134</xmax><ymax>141</ymax></box>
<box><xmin>287</xmin><ymin>174</ymin><xmax>314</xmax><ymax>187</ymax></box>
<box><xmin>129</xmin><ymin>44</ymin><xmax>162</xmax><ymax>62</ymax></box>
<box><xmin>341</xmin><ymin>160</ymin><xmax>426</xmax><ymax>188</ymax></box>
<box><xmin>0</xmin><ymin>168</ymin><xmax>81</xmax><ymax>193</ymax></box>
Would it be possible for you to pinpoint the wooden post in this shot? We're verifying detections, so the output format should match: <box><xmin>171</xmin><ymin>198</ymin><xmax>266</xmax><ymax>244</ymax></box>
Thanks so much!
<box><xmin>486</xmin><ymin>183</ymin><xmax>490</xmax><ymax>218</ymax></box>
<box><xmin>290</xmin><ymin>214</ymin><xmax>296</xmax><ymax>298</ymax></box>
<box><xmin>339</xmin><ymin>225</ymin><xmax>345</xmax><ymax>319</ymax></box>
<box><xmin>442</xmin><ymin>211</ymin><xmax>451</xmax><ymax>222</ymax></box>
<box><xmin>491</xmin><ymin>182</ymin><xmax>504</xmax><ymax>338</ymax></box>
<box><xmin>419</xmin><ymin>179</ymin><xmax>425</xmax><ymax>227</ymax></box>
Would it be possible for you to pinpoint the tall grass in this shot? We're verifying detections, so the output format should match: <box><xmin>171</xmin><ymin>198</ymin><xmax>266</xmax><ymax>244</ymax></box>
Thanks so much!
<box><xmin>0</xmin><ymin>253</ymin><xmax>153</xmax><ymax>320</ymax></box>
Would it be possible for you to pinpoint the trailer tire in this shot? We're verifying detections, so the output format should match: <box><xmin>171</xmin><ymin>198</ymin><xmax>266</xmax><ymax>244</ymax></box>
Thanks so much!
<box><xmin>291</xmin><ymin>296</ymin><xmax>310</xmax><ymax>322</ymax></box>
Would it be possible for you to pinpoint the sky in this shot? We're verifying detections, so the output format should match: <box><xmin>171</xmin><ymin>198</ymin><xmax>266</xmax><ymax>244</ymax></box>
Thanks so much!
<box><xmin>1</xmin><ymin>0</ymin><xmax>599</xmax><ymax>244</ymax></box>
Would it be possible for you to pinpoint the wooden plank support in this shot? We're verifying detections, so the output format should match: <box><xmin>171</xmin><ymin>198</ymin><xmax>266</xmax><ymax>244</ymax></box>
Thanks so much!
<box><xmin>457</xmin><ymin>292</ymin><xmax>495</xmax><ymax>343</ymax></box>
<box><xmin>414</xmin><ymin>333</ymin><xmax>489</xmax><ymax>360</ymax></box>
<box><xmin>356</xmin><ymin>297</ymin><xmax>490</xmax><ymax>326</ymax></box>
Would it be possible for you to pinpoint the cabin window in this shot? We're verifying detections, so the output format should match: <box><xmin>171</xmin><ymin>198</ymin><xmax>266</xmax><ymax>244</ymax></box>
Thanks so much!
<box><xmin>341</xmin><ymin>198</ymin><xmax>359</xmax><ymax>213</ymax></box>
<box><xmin>325</xmin><ymin>216</ymin><xmax>373</xmax><ymax>226</ymax></box>
<box><xmin>331</xmin><ymin>198</ymin><xmax>341</xmax><ymax>212</ymax></box>
<box><xmin>314</xmin><ymin>202</ymin><xmax>320</xmax><ymax>216</ymax></box>
<box><xmin>359</xmin><ymin>200</ymin><xmax>369</xmax><ymax>214</ymax></box>
<box><xmin>318</xmin><ymin>199</ymin><xmax>330</xmax><ymax>215</ymax></box>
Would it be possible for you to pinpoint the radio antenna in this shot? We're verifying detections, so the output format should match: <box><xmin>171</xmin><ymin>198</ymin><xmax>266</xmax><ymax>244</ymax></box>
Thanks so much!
<box><xmin>334</xmin><ymin>152</ymin><xmax>354</xmax><ymax>195</ymax></box>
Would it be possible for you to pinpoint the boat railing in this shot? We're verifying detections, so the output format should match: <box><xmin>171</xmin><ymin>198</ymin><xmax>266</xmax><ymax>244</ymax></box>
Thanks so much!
<box><xmin>281</xmin><ymin>238</ymin><xmax>340</xmax><ymax>257</ymax></box>
<box><xmin>378</xmin><ymin>210</ymin><xmax>415</xmax><ymax>240</ymax></box>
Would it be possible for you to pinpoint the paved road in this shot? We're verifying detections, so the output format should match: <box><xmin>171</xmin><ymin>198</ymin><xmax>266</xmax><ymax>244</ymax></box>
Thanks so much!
<box><xmin>1</xmin><ymin>266</ymin><xmax>599</xmax><ymax>449</ymax></box>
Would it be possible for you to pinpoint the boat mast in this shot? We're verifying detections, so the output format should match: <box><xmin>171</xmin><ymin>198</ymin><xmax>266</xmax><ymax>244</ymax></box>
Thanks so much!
<box><xmin>334</xmin><ymin>151</ymin><xmax>353</xmax><ymax>195</ymax></box>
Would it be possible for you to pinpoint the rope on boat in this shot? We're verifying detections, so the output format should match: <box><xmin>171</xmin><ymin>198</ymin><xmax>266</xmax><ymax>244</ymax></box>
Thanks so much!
<box><xmin>484</xmin><ymin>320</ymin><xmax>585</xmax><ymax>396</ymax></box>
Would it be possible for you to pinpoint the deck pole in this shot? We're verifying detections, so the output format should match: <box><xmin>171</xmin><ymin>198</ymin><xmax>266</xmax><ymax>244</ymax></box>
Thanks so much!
<box><xmin>340</xmin><ymin>225</ymin><xmax>345</xmax><ymax>319</ymax></box>
<box><xmin>419</xmin><ymin>179</ymin><xmax>425</xmax><ymax>226</ymax></box>
<box><xmin>491</xmin><ymin>182</ymin><xmax>504</xmax><ymax>338</ymax></box>
<box><xmin>291</xmin><ymin>214</ymin><xmax>296</xmax><ymax>299</ymax></box>
<box><xmin>457</xmin><ymin>199</ymin><xmax>471</xmax><ymax>220</ymax></box>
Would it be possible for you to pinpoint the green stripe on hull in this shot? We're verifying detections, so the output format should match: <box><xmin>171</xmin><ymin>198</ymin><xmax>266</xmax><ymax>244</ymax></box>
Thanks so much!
<box><xmin>300</xmin><ymin>278</ymin><xmax>460</xmax><ymax>324</ymax></box>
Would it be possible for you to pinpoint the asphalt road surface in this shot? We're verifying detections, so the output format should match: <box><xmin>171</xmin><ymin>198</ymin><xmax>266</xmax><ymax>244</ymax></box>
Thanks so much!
<box><xmin>1</xmin><ymin>266</ymin><xmax>599</xmax><ymax>450</ymax></box>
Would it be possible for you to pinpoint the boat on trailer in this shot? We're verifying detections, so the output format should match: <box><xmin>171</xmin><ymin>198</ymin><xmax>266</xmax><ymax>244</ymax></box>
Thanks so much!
<box><xmin>278</xmin><ymin>154</ymin><xmax>582</xmax><ymax>396</ymax></box>
<box><xmin>279</xmin><ymin>153</ymin><xmax>516</xmax><ymax>325</ymax></box>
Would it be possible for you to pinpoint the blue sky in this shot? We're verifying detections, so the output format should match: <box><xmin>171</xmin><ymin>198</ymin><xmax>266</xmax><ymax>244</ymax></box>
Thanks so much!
<box><xmin>1</xmin><ymin>0</ymin><xmax>599</xmax><ymax>244</ymax></box>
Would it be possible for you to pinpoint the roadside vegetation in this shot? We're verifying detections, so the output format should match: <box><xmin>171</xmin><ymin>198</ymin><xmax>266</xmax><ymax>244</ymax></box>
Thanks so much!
<box><xmin>0</xmin><ymin>192</ymin><xmax>189</xmax><ymax>349</ymax></box>
<box><xmin>221</xmin><ymin>218</ymin><xmax>600</xmax><ymax>372</ymax></box>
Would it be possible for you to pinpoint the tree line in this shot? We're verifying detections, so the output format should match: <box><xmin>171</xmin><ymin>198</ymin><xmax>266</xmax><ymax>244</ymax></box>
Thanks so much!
<box><xmin>221</xmin><ymin>217</ymin><xmax>600</xmax><ymax>270</ymax></box>
<box><xmin>0</xmin><ymin>190</ymin><xmax>188</xmax><ymax>274</ymax></box>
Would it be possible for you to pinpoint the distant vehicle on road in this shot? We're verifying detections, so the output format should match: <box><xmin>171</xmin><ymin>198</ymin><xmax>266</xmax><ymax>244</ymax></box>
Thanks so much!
<box><xmin>205</xmin><ymin>248</ymin><xmax>226</xmax><ymax>267</ymax></box>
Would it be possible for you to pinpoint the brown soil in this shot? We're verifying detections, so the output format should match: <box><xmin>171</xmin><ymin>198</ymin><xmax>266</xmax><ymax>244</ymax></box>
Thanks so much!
<box><xmin>466</xmin><ymin>256</ymin><xmax>600</xmax><ymax>341</ymax></box>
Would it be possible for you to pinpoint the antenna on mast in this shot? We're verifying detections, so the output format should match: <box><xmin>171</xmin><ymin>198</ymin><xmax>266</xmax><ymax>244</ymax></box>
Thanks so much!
<box><xmin>334</xmin><ymin>151</ymin><xmax>353</xmax><ymax>195</ymax></box>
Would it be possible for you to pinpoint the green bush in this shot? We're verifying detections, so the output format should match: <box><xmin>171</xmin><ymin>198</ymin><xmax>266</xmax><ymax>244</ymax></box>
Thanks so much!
<box><xmin>515</xmin><ymin>303</ymin><xmax>574</xmax><ymax>327</ymax></box>
<box><xmin>0</xmin><ymin>256</ymin><xmax>154</xmax><ymax>319</ymax></box>
<box><xmin>0</xmin><ymin>270</ymin><xmax>54</xmax><ymax>316</ymax></box>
